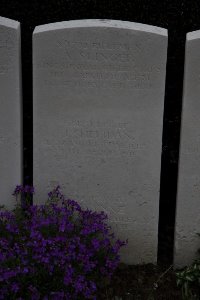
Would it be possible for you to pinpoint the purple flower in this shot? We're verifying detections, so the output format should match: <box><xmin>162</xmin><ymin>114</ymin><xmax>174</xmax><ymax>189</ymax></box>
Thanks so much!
<box><xmin>91</xmin><ymin>238</ymin><xmax>101</xmax><ymax>250</ymax></box>
<box><xmin>13</xmin><ymin>184</ymin><xmax>34</xmax><ymax>196</ymax></box>
<box><xmin>73</xmin><ymin>275</ymin><xmax>86</xmax><ymax>292</ymax></box>
<box><xmin>11</xmin><ymin>282</ymin><xmax>19</xmax><ymax>293</ymax></box>
<box><xmin>0</xmin><ymin>185</ymin><xmax>127</xmax><ymax>299</ymax></box>
<box><xmin>64</xmin><ymin>265</ymin><xmax>74</xmax><ymax>285</ymax></box>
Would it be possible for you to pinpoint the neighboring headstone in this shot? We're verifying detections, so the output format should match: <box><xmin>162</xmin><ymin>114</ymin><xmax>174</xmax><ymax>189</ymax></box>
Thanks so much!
<box><xmin>174</xmin><ymin>30</ymin><xmax>200</xmax><ymax>268</ymax></box>
<box><xmin>33</xmin><ymin>19</ymin><xmax>167</xmax><ymax>264</ymax></box>
<box><xmin>0</xmin><ymin>17</ymin><xmax>22</xmax><ymax>209</ymax></box>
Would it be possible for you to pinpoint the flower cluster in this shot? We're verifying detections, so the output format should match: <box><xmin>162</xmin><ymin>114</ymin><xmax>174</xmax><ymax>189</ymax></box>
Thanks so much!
<box><xmin>0</xmin><ymin>185</ymin><xmax>127</xmax><ymax>299</ymax></box>
<box><xmin>13</xmin><ymin>184</ymin><xmax>35</xmax><ymax>209</ymax></box>
<box><xmin>13</xmin><ymin>185</ymin><xmax>35</xmax><ymax>196</ymax></box>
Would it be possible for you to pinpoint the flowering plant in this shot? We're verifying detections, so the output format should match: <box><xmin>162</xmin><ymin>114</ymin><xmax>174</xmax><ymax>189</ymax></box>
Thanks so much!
<box><xmin>0</xmin><ymin>185</ymin><xmax>127</xmax><ymax>299</ymax></box>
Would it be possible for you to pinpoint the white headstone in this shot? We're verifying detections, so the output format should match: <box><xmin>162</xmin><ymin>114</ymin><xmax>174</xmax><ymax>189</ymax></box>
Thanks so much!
<box><xmin>0</xmin><ymin>17</ymin><xmax>22</xmax><ymax>209</ymax></box>
<box><xmin>33</xmin><ymin>19</ymin><xmax>167</xmax><ymax>264</ymax></box>
<box><xmin>174</xmin><ymin>31</ymin><xmax>200</xmax><ymax>267</ymax></box>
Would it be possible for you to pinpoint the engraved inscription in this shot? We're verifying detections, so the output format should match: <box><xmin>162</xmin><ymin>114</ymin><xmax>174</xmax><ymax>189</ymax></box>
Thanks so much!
<box><xmin>37</xmin><ymin>38</ymin><xmax>161</xmax><ymax>89</ymax></box>
<box><xmin>47</xmin><ymin>179</ymin><xmax>131</xmax><ymax>221</ymax></box>
<box><xmin>64</xmin><ymin>120</ymin><xmax>143</xmax><ymax>158</ymax></box>
<box><xmin>44</xmin><ymin>78</ymin><xmax>152</xmax><ymax>90</ymax></box>
<box><xmin>53</xmin><ymin>187</ymin><xmax>134</xmax><ymax>226</ymax></box>
<box><xmin>57</xmin><ymin>39</ymin><xmax>141</xmax><ymax>51</ymax></box>
<box><xmin>43</xmin><ymin>119</ymin><xmax>145</xmax><ymax>159</ymax></box>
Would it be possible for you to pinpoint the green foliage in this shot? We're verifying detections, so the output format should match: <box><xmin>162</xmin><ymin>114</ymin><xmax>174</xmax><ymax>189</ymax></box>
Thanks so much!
<box><xmin>176</xmin><ymin>259</ymin><xmax>200</xmax><ymax>299</ymax></box>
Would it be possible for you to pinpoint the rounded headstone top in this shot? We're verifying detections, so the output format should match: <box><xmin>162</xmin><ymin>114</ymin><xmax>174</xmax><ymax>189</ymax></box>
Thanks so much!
<box><xmin>0</xmin><ymin>16</ymin><xmax>20</xmax><ymax>29</ymax></box>
<box><xmin>33</xmin><ymin>19</ymin><xmax>167</xmax><ymax>36</ymax></box>
<box><xmin>187</xmin><ymin>30</ymin><xmax>200</xmax><ymax>41</ymax></box>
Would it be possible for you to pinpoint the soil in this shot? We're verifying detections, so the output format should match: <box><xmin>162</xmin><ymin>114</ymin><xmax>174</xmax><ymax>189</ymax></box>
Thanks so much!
<box><xmin>98</xmin><ymin>263</ymin><xmax>184</xmax><ymax>300</ymax></box>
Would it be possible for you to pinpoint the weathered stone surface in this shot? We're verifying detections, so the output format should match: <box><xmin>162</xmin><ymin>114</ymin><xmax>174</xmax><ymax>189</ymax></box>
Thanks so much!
<box><xmin>174</xmin><ymin>30</ymin><xmax>200</xmax><ymax>268</ymax></box>
<box><xmin>33</xmin><ymin>19</ymin><xmax>167</xmax><ymax>264</ymax></box>
<box><xmin>0</xmin><ymin>17</ymin><xmax>22</xmax><ymax>209</ymax></box>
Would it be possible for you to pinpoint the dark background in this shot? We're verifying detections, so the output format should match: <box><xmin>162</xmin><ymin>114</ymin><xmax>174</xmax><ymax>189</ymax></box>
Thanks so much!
<box><xmin>0</xmin><ymin>0</ymin><xmax>199</xmax><ymax>266</ymax></box>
